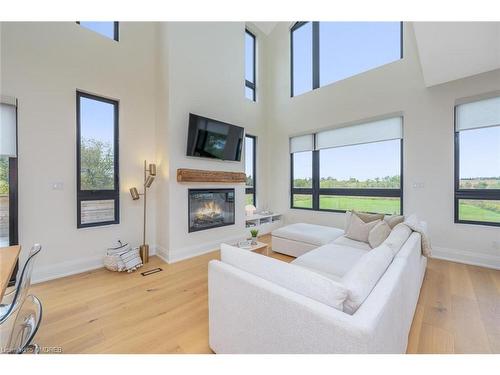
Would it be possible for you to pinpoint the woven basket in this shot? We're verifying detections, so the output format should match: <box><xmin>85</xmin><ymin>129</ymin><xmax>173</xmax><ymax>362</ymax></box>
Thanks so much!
<box><xmin>104</xmin><ymin>242</ymin><xmax>129</xmax><ymax>272</ymax></box>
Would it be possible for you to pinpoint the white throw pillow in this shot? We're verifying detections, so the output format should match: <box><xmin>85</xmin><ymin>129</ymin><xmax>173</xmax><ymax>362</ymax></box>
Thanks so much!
<box><xmin>345</xmin><ymin>213</ymin><xmax>381</xmax><ymax>243</ymax></box>
<box><xmin>368</xmin><ymin>220</ymin><xmax>392</xmax><ymax>248</ymax></box>
<box><xmin>342</xmin><ymin>243</ymin><xmax>395</xmax><ymax>314</ymax></box>
<box><xmin>220</xmin><ymin>244</ymin><xmax>348</xmax><ymax>311</ymax></box>
<box><xmin>382</xmin><ymin>222</ymin><xmax>413</xmax><ymax>255</ymax></box>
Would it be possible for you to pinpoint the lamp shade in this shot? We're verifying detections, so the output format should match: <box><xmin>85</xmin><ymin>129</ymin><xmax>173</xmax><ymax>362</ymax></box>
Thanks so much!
<box><xmin>130</xmin><ymin>187</ymin><xmax>140</xmax><ymax>200</ymax></box>
<box><xmin>0</xmin><ymin>102</ymin><xmax>17</xmax><ymax>157</ymax></box>
<box><xmin>149</xmin><ymin>163</ymin><xmax>157</xmax><ymax>176</ymax></box>
<box><xmin>144</xmin><ymin>175</ymin><xmax>155</xmax><ymax>188</ymax></box>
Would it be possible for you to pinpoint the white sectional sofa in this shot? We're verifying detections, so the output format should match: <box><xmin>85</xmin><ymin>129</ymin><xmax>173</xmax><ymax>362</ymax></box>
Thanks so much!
<box><xmin>208</xmin><ymin>222</ymin><xmax>427</xmax><ymax>353</ymax></box>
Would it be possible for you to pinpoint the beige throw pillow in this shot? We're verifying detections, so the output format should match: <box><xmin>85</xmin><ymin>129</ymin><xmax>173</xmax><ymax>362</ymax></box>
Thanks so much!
<box><xmin>353</xmin><ymin>210</ymin><xmax>384</xmax><ymax>223</ymax></box>
<box><xmin>345</xmin><ymin>210</ymin><xmax>384</xmax><ymax>230</ymax></box>
<box><xmin>384</xmin><ymin>214</ymin><xmax>404</xmax><ymax>229</ymax></box>
<box><xmin>345</xmin><ymin>213</ymin><xmax>381</xmax><ymax>243</ymax></box>
<box><xmin>368</xmin><ymin>220</ymin><xmax>392</xmax><ymax>248</ymax></box>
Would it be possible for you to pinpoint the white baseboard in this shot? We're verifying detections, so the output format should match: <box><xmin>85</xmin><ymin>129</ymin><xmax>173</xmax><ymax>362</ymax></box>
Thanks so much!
<box><xmin>432</xmin><ymin>246</ymin><xmax>500</xmax><ymax>270</ymax></box>
<box><xmin>165</xmin><ymin>234</ymin><xmax>246</xmax><ymax>264</ymax></box>
<box><xmin>32</xmin><ymin>246</ymin><xmax>159</xmax><ymax>284</ymax></box>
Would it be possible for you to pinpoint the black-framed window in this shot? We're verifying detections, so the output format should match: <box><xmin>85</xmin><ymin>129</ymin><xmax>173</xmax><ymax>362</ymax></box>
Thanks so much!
<box><xmin>77</xmin><ymin>22</ymin><xmax>119</xmax><ymax>41</ymax></box>
<box><xmin>0</xmin><ymin>100</ymin><xmax>19</xmax><ymax>249</ymax></box>
<box><xmin>291</xmin><ymin>22</ymin><xmax>403</xmax><ymax>97</ymax></box>
<box><xmin>76</xmin><ymin>91</ymin><xmax>119</xmax><ymax>228</ymax></box>
<box><xmin>0</xmin><ymin>99</ymin><xmax>19</xmax><ymax>285</ymax></box>
<box><xmin>245</xmin><ymin>135</ymin><xmax>257</xmax><ymax>206</ymax></box>
<box><xmin>290</xmin><ymin>118</ymin><xmax>403</xmax><ymax>215</ymax></box>
<box><xmin>245</xmin><ymin>29</ymin><xmax>256</xmax><ymax>101</ymax></box>
<box><xmin>454</xmin><ymin>96</ymin><xmax>500</xmax><ymax>226</ymax></box>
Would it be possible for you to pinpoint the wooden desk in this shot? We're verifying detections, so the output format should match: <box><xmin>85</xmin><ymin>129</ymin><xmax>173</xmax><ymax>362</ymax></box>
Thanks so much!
<box><xmin>0</xmin><ymin>245</ymin><xmax>21</xmax><ymax>300</ymax></box>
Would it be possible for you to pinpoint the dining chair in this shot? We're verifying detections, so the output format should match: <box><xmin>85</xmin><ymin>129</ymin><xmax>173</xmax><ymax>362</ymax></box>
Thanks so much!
<box><xmin>0</xmin><ymin>294</ymin><xmax>42</xmax><ymax>354</ymax></box>
<box><xmin>0</xmin><ymin>244</ymin><xmax>42</xmax><ymax>324</ymax></box>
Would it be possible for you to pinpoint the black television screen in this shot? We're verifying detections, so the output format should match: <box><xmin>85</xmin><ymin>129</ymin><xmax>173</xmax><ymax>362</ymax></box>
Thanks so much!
<box><xmin>186</xmin><ymin>113</ymin><xmax>244</xmax><ymax>161</ymax></box>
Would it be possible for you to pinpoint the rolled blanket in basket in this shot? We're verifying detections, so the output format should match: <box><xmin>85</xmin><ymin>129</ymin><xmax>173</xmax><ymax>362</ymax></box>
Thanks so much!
<box><xmin>120</xmin><ymin>247</ymin><xmax>143</xmax><ymax>271</ymax></box>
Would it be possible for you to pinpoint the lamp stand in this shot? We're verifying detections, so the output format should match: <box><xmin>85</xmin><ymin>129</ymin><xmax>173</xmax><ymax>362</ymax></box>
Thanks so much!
<box><xmin>141</xmin><ymin>160</ymin><xmax>149</xmax><ymax>263</ymax></box>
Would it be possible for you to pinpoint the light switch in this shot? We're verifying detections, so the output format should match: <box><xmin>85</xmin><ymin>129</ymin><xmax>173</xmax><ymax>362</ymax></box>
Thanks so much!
<box><xmin>412</xmin><ymin>182</ymin><xmax>425</xmax><ymax>189</ymax></box>
<box><xmin>52</xmin><ymin>182</ymin><xmax>64</xmax><ymax>190</ymax></box>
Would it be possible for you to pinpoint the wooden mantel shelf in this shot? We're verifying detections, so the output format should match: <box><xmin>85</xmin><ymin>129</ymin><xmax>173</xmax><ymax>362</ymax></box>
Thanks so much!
<box><xmin>177</xmin><ymin>168</ymin><xmax>246</xmax><ymax>183</ymax></box>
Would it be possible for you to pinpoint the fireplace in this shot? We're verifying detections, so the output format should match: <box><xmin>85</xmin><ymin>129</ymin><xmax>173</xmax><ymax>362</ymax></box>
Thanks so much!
<box><xmin>188</xmin><ymin>189</ymin><xmax>235</xmax><ymax>232</ymax></box>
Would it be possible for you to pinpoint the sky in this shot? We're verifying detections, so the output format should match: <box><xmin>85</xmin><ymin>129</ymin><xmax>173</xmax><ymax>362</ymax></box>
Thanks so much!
<box><xmin>293</xmin><ymin>22</ymin><xmax>401</xmax><ymax>95</ymax></box>
<box><xmin>292</xmin><ymin>127</ymin><xmax>500</xmax><ymax>181</ymax></box>
<box><xmin>80</xmin><ymin>97</ymin><xmax>115</xmax><ymax>148</ymax></box>
<box><xmin>293</xmin><ymin>139</ymin><xmax>400</xmax><ymax>180</ymax></box>
<box><xmin>245</xmin><ymin>31</ymin><xmax>254</xmax><ymax>83</ymax></box>
<box><xmin>245</xmin><ymin>136</ymin><xmax>254</xmax><ymax>181</ymax></box>
<box><xmin>460</xmin><ymin>126</ymin><xmax>500</xmax><ymax>178</ymax></box>
<box><xmin>79</xmin><ymin>22</ymin><xmax>115</xmax><ymax>39</ymax></box>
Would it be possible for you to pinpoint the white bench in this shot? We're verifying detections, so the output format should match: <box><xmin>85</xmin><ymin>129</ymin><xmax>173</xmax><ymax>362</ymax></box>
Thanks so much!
<box><xmin>271</xmin><ymin>223</ymin><xmax>344</xmax><ymax>257</ymax></box>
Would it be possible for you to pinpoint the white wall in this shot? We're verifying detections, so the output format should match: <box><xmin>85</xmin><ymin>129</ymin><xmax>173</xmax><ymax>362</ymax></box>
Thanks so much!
<box><xmin>265</xmin><ymin>22</ymin><xmax>500</xmax><ymax>268</ymax></box>
<box><xmin>0</xmin><ymin>22</ymin><xmax>158</xmax><ymax>281</ymax></box>
<box><xmin>155</xmin><ymin>22</ymin><xmax>269</xmax><ymax>262</ymax></box>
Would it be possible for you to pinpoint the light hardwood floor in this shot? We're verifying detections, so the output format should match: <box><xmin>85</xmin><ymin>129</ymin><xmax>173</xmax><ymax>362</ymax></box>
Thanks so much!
<box><xmin>30</xmin><ymin>235</ymin><xmax>500</xmax><ymax>354</ymax></box>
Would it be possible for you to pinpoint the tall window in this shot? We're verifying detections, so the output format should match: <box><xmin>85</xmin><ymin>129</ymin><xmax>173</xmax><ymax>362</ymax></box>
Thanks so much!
<box><xmin>245</xmin><ymin>135</ymin><xmax>257</xmax><ymax>206</ymax></box>
<box><xmin>245</xmin><ymin>29</ymin><xmax>256</xmax><ymax>101</ymax></box>
<box><xmin>77</xmin><ymin>91</ymin><xmax>119</xmax><ymax>228</ymax></box>
<box><xmin>291</xmin><ymin>22</ymin><xmax>402</xmax><ymax>97</ymax></box>
<box><xmin>455</xmin><ymin>96</ymin><xmax>500</xmax><ymax>226</ymax></box>
<box><xmin>291</xmin><ymin>117</ymin><xmax>403</xmax><ymax>214</ymax></box>
<box><xmin>0</xmin><ymin>99</ymin><xmax>18</xmax><ymax>249</ymax></box>
<box><xmin>77</xmin><ymin>22</ymin><xmax>119</xmax><ymax>41</ymax></box>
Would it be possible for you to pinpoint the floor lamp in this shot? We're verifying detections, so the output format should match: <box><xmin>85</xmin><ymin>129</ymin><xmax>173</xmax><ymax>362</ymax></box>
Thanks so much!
<box><xmin>129</xmin><ymin>160</ymin><xmax>156</xmax><ymax>263</ymax></box>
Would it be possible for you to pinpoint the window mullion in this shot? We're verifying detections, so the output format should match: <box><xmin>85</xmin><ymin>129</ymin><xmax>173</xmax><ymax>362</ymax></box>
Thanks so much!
<box><xmin>312</xmin><ymin>150</ymin><xmax>320</xmax><ymax>210</ymax></box>
<box><xmin>312</xmin><ymin>21</ymin><xmax>320</xmax><ymax>90</ymax></box>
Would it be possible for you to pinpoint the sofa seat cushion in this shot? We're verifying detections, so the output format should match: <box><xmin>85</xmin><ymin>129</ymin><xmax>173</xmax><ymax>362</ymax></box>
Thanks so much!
<box><xmin>272</xmin><ymin>223</ymin><xmax>344</xmax><ymax>246</ymax></box>
<box><xmin>292</xmin><ymin>243</ymin><xmax>368</xmax><ymax>279</ymax></box>
<box><xmin>220</xmin><ymin>243</ymin><xmax>348</xmax><ymax>310</ymax></box>
<box><xmin>332</xmin><ymin>236</ymin><xmax>371</xmax><ymax>251</ymax></box>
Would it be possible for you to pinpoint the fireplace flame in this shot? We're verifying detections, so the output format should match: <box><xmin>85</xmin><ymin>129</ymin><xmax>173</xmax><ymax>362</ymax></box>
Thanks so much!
<box><xmin>195</xmin><ymin>201</ymin><xmax>222</xmax><ymax>219</ymax></box>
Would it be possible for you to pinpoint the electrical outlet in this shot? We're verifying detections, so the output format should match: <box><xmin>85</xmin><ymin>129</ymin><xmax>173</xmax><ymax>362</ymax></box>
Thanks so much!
<box><xmin>493</xmin><ymin>240</ymin><xmax>500</xmax><ymax>251</ymax></box>
<box><xmin>412</xmin><ymin>182</ymin><xmax>425</xmax><ymax>189</ymax></box>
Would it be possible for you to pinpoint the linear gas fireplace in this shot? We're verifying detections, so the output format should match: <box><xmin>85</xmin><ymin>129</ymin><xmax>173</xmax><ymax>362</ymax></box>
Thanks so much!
<box><xmin>188</xmin><ymin>189</ymin><xmax>235</xmax><ymax>232</ymax></box>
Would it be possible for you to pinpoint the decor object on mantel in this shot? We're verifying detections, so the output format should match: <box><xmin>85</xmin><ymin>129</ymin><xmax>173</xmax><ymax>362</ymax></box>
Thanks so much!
<box><xmin>177</xmin><ymin>168</ymin><xmax>246</xmax><ymax>183</ymax></box>
<box><xmin>245</xmin><ymin>204</ymin><xmax>256</xmax><ymax>217</ymax></box>
<box><xmin>129</xmin><ymin>160</ymin><xmax>157</xmax><ymax>263</ymax></box>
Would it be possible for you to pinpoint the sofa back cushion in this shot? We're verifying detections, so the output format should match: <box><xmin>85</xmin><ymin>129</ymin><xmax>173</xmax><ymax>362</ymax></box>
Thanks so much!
<box><xmin>341</xmin><ymin>243</ymin><xmax>395</xmax><ymax>314</ymax></box>
<box><xmin>382</xmin><ymin>223</ymin><xmax>412</xmax><ymax>255</ymax></box>
<box><xmin>220</xmin><ymin>243</ymin><xmax>348</xmax><ymax>310</ymax></box>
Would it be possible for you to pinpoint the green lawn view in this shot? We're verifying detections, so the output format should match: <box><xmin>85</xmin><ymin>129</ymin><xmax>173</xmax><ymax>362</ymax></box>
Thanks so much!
<box><xmin>245</xmin><ymin>194</ymin><xmax>254</xmax><ymax>206</ymax></box>
<box><xmin>292</xmin><ymin>195</ymin><xmax>500</xmax><ymax>223</ymax></box>
<box><xmin>459</xmin><ymin>199</ymin><xmax>500</xmax><ymax>223</ymax></box>
<box><xmin>293</xmin><ymin>194</ymin><xmax>400</xmax><ymax>214</ymax></box>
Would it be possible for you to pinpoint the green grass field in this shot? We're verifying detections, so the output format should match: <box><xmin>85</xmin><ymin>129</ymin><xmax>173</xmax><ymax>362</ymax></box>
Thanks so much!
<box><xmin>459</xmin><ymin>200</ymin><xmax>500</xmax><ymax>223</ymax></box>
<box><xmin>292</xmin><ymin>195</ymin><xmax>400</xmax><ymax>214</ymax></box>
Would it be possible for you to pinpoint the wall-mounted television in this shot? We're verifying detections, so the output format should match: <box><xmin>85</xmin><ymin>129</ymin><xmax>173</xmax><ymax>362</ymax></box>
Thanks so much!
<box><xmin>186</xmin><ymin>113</ymin><xmax>244</xmax><ymax>162</ymax></box>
